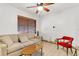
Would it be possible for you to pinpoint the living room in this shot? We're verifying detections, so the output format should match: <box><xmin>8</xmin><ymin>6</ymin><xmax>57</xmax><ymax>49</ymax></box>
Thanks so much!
<box><xmin>0</xmin><ymin>2</ymin><xmax>79</xmax><ymax>56</ymax></box>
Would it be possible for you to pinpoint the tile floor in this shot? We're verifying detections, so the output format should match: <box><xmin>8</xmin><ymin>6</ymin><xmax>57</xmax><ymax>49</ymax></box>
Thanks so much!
<box><xmin>33</xmin><ymin>41</ymin><xmax>79</xmax><ymax>56</ymax></box>
<box><xmin>42</xmin><ymin>41</ymin><xmax>79</xmax><ymax>56</ymax></box>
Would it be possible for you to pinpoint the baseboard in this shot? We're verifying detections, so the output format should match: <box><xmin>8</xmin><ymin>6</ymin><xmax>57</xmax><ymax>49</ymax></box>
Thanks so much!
<box><xmin>42</xmin><ymin>40</ymin><xmax>56</xmax><ymax>44</ymax></box>
<box><xmin>42</xmin><ymin>40</ymin><xmax>49</xmax><ymax>42</ymax></box>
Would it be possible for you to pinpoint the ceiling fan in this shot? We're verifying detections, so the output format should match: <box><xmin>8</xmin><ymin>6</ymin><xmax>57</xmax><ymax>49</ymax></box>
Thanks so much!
<box><xmin>26</xmin><ymin>3</ymin><xmax>54</xmax><ymax>14</ymax></box>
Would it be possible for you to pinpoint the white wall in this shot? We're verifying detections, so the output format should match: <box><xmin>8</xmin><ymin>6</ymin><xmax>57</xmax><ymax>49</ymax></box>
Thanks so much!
<box><xmin>40</xmin><ymin>6</ymin><xmax>79</xmax><ymax>46</ymax></box>
<box><xmin>0</xmin><ymin>4</ymin><xmax>39</xmax><ymax>35</ymax></box>
<box><xmin>1</xmin><ymin>3</ymin><xmax>79</xmax><ymax>46</ymax></box>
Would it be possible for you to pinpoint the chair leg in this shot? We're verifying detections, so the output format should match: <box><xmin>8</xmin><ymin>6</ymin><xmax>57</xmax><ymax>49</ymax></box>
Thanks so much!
<box><xmin>57</xmin><ymin>45</ymin><xmax>59</xmax><ymax>50</ymax></box>
<box><xmin>67</xmin><ymin>48</ymin><xmax>68</xmax><ymax>56</ymax></box>
<box><xmin>70</xmin><ymin>48</ymin><xmax>73</xmax><ymax>53</ymax></box>
<box><xmin>63</xmin><ymin>47</ymin><xmax>64</xmax><ymax>49</ymax></box>
<box><xmin>74</xmin><ymin>49</ymin><xmax>77</xmax><ymax>56</ymax></box>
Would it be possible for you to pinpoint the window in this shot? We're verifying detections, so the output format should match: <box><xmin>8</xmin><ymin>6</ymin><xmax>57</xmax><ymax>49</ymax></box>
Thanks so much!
<box><xmin>18</xmin><ymin>15</ymin><xmax>36</xmax><ymax>33</ymax></box>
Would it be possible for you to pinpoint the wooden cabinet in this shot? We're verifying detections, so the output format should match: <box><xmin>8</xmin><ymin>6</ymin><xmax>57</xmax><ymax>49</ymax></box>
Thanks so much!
<box><xmin>18</xmin><ymin>15</ymin><xmax>36</xmax><ymax>33</ymax></box>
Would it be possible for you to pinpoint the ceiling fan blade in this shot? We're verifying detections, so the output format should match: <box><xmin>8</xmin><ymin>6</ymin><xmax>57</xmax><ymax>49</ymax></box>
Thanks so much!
<box><xmin>26</xmin><ymin>6</ymin><xmax>38</xmax><ymax>8</ymax></box>
<box><xmin>37</xmin><ymin>3</ymin><xmax>43</xmax><ymax>6</ymax></box>
<box><xmin>36</xmin><ymin>10</ymin><xmax>39</xmax><ymax>14</ymax></box>
<box><xmin>43</xmin><ymin>3</ymin><xmax>54</xmax><ymax>6</ymax></box>
<box><xmin>43</xmin><ymin>7</ymin><xmax>50</xmax><ymax>12</ymax></box>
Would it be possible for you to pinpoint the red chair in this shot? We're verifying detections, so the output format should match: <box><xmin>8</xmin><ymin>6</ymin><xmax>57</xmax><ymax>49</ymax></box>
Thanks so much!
<box><xmin>56</xmin><ymin>36</ymin><xmax>74</xmax><ymax>55</ymax></box>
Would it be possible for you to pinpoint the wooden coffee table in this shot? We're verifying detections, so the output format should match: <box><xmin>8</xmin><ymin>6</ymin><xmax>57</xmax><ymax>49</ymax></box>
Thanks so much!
<box><xmin>35</xmin><ymin>43</ymin><xmax>43</xmax><ymax>56</ymax></box>
<box><xmin>21</xmin><ymin>43</ymin><xmax>43</xmax><ymax>56</ymax></box>
<box><xmin>21</xmin><ymin>44</ymin><xmax>36</xmax><ymax>56</ymax></box>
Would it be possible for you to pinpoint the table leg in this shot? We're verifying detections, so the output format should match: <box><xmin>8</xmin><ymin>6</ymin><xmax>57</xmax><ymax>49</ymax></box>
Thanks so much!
<box><xmin>41</xmin><ymin>48</ymin><xmax>43</xmax><ymax>56</ymax></box>
<box><xmin>74</xmin><ymin>49</ymin><xmax>77</xmax><ymax>56</ymax></box>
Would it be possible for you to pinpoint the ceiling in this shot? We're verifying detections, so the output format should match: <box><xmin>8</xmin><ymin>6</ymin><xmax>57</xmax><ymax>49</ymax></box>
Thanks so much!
<box><xmin>8</xmin><ymin>3</ymin><xmax>79</xmax><ymax>17</ymax></box>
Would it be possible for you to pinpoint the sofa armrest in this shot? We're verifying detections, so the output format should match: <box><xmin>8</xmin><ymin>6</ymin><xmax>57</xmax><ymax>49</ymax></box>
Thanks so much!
<box><xmin>0</xmin><ymin>43</ymin><xmax>8</xmax><ymax>56</ymax></box>
<box><xmin>35</xmin><ymin>36</ymin><xmax>41</xmax><ymax>39</ymax></box>
<box><xmin>31</xmin><ymin>36</ymin><xmax>42</xmax><ymax>41</ymax></box>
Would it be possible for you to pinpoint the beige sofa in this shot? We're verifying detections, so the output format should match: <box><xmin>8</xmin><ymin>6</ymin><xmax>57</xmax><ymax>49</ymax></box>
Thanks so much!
<box><xmin>0</xmin><ymin>33</ymin><xmax>42</xmax><ymax>56</ymax></box>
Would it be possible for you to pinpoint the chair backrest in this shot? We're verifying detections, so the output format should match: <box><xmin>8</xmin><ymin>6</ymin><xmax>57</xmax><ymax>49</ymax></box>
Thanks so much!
<box><xmin>63</xmin><ymin>36</ymin><xmax>74</xmax><ymax>43</ymax></box>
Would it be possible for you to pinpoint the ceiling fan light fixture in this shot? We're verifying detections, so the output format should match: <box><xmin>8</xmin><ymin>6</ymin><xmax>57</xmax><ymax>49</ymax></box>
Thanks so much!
<box><xmin>37</xmin><ymin>6</ymin><xmax>43</xmax><ymax>11</ymax></box>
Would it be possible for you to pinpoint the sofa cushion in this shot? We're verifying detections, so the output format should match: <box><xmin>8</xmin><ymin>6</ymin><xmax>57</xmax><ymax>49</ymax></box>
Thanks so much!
<box><xmin>26</xmin><ymin>33</ymin><xmax>35</xmax><ymax>39</ymax></box>
<box><xmin>21</xmin><ymin>41</ymin><xmax>34</xmax><ymax>47</ymax></box>
<box><xmin>9</xmin><ymin>34</ymin><xmax>18</xmax><ymax>42</ymax></box>
<box><xmin>21</xmin><ymin>39</ymin><xmax>41</xmax><ymax>47</ymax></box>
<box><xmin>31</xmin><ymin>38</ymin><xmax>41</xmax><ymax>43</ymax></box>
<box><xmin>0</xmin><ymin>36</ymin><xmax>13</xmax><ymax>46</ymax></box>
<box><xmin>8</xmin><ymin>42</ymin><xmax>24</xmax><ymax>53</ymax></box>
<box><xmin>21</xmin><ymin>33</ymin><xmax>35</xmax><ymax>39</ymax></box>
<box><xmin>19</xmin><ymin>35</ymin><xmax>30</xmax><ymax>43</ymax></box>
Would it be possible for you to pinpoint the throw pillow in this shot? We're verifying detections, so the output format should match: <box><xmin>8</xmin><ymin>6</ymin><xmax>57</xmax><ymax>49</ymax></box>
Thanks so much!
<box><xmin>19</xmin><ymin>35</ymin><xmax>29</xmax><ymax>43</ymax></box>
<box><xmin>1</xmin><ymin>36</ymin><xmax>13</xmax><ymax>46</ymax></box>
